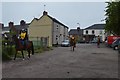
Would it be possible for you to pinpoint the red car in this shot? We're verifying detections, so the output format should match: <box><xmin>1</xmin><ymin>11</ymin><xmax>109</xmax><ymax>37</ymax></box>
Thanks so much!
<box><xmin>106</xmin><ymin>36</ymin><xmax>120</xmax><ymax>47</ymax></box>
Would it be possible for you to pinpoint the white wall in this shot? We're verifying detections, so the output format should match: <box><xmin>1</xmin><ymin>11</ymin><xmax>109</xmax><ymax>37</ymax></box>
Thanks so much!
<box><xmin>83</xmin><ymin>29</ymin><xmax>105</xmax><ymax>41</ymax></box>
<box><xmin>52</xmin><ymin>22</ymin><xmax>69</xmax><ymax>45</ymax></box>
<box><xmin>53</xmin><ymin>22</ymin><xmax>59</xmax><ymax>44</ymax></box>
<box><xmin>64</xmin><ymin>27</ymin><xmax>69</xmax><ymax>40</ymax></box>
<box><xmin>59</xmin><ymin>25</ymin><xmax>64</xmax><ymax>44</ymax></box>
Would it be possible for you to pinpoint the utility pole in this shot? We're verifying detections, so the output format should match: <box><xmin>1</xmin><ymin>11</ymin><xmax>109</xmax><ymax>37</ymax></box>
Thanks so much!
<box><xmin>77</xmin><ymin>23</ymin><xmax>80</xmax><ymax>42</ymax></box>
<box><xmin>44</xmin><ymin>5</ymin><xmax>46</xmax><ymax>11</ymax></box>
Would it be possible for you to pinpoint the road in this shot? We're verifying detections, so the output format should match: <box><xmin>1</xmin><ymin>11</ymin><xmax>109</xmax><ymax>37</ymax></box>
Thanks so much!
<box><xmin>2</xmin><ymin>43</ymin><xmax>118</xmax><ymax>78</ymax></box>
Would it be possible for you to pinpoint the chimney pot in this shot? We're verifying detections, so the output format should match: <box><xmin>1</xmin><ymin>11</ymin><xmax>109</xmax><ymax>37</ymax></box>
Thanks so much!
<box><xmin>20</xmin><ymin>20</ymin><xmax>26</xmax><ymax>26</ymax></box>
<box><xmin>43</xmin><ymin>11</ymin><xmax>48</xmax><ymax>15</ymax></box>
<box><xmin>9</xmin><ymin>22</ymin><xmax>14</xmax><ymax>27</ymax></box>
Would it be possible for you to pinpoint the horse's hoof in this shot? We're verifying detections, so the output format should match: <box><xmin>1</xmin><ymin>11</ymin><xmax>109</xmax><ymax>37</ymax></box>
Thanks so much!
<box><xmin>27</xmin><ymin>57</ymin><xmax>30</xmax><ymax>60</ymax></box>
<box><xmin>27</xmin><ymin>57</ymin><xmax>30</xmax><ymax>58</ymax></box>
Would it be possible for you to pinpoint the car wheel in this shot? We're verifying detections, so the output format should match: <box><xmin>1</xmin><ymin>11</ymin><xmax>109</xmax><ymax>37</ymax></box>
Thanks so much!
<box><xmin>114</xmin><ymin>46</ymin><xmax>118</xmax><ymax>50</ymax></box>
<box><xmin>118</xmin><ymin>50</ymin><xmax>120</xmax><ymax>53</ymax></box>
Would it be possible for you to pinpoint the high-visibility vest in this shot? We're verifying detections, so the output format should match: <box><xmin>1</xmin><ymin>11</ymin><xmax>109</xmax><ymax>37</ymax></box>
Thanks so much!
<box><xmin>20</xmin><ymin>32</ymin><xmax>26</xmax><ymax>40</ymax></box>
<box><xmin>72</xmin><ymin>37</ymin><xmax>75</xmax><ymax>39</ymax></box>
<box><xmin>71</xmin><ymin>37</ymin><xmax>76</xmax><ymax>43</ymax></box>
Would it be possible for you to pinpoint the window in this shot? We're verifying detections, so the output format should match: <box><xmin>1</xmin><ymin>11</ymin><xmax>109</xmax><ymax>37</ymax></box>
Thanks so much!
<box><xmin>86</xmin><ymin>30</ymin><xmax>88</xmax><ymax>34</ymax></box>
<box><xmin>56</xmin><ymin>35</ymin><xmax>58</xmax><ymax>40</ymax></box>
<box><xmin>56</xmin><ymin>37</ymin><xmax>58</xmax><ymax>40</ymax></box>
<box><xmin>56</xmin><ymin>25</ymin><xmax>59</xmax><ymax>30</ymax></box>
<box><xmin>92</xmin><ymin>30</ymin><xmax>94</xmax><ymax>34</ymax></box>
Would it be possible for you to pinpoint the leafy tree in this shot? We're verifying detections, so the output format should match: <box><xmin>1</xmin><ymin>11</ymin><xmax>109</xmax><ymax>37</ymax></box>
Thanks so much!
<box><xmin>105</xmin><ymin>1</ymin><xmax>120</xmax><ymax>35</ymax></box>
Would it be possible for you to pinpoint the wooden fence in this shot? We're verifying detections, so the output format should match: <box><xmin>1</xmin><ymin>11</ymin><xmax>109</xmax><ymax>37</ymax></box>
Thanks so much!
<box><xmin>29</xmin><ymin>37</ymin><xmax>49</xmax><ymax>48</ymax></box>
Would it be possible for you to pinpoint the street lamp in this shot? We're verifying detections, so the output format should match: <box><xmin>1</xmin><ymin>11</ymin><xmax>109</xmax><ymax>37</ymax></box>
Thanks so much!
<box><xmin>77</xmin><ymin>23</ymin><xmax>80</xmax><ymax>29</ymax></box>
<box><xmin>77</xmin><ymin>23</ymin><xmax>80</xmax><ymax>42</ymax></box>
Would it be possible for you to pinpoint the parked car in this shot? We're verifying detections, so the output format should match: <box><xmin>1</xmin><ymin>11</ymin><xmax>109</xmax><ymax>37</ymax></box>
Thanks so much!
<box><xmin>106</xmin><ymin>36</ymin><xmax>120</xmax><ymax>47</ymax></box>
<box><xmin>118</xmin><ymin>41</ymin><xmax>120</xmax><ymax>53</ymax></box>
<box><xmin>61</xmin><ymin>40</ymin><xmax>70</xmax><ymax>47</ymax></box>
<box><xmin>111</xmin><ymin>38</ymin><xmax>120</xmax><ymax>50</ymax></box>
<box><xmin>90</xmin><ymin>39</ymin><xmax>97</xmax><ymax>43</ymax></box>
<box><xmin>90</xmin><ymin>38</ymin><xmax>102</xmax><ymax>43</ymax></box>
<box><xmin>78</xmin><ymin>40</ymin><xmax>86</xmax><ymax>43</ymax></box>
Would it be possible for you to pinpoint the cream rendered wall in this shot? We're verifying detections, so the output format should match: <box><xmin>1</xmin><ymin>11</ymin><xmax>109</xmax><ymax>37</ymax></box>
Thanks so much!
<box><xmin>29</xmin><ymin>15</ymin><xmax>53</xmax><ymax>47</ymax></box>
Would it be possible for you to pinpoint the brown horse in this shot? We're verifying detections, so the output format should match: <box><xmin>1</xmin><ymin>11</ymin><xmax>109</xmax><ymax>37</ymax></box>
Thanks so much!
<box><xmin>70</xmin><ymin>37</ymin><xmax>76</xmax><ymax>51</ymax></box>
<box><xmin>12</xmin><ymin>35</ymin><xmax>34</xmax><ymax>60</ymax></box>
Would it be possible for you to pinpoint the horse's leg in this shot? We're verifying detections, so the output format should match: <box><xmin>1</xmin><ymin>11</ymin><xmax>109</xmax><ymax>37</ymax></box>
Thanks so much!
<box><xmin>73</xmin><ymin>46</ymin><xmax>74</xmax><ymax>51</ymax></box>
<box><xmin>70</xmin><ymin>46</ymin><xmax>72</xmax><ymax>51</ymax></box>
<box><xmin>14</xmin><ymin>50</ymin><xmax>17</xmax><ymax>60</ymax></box>
<box><xmin>21</xmin><ymin>50</ymin><xmax>25</xmax><ymax>60</ymax></box>
<box><xmin>27</xmin><ymin>50</ymin><xmax>30</xmax><ymax>58</ymax></box>
<box><xmin>31</xmin><ymin>42</ymin><xmax>34</xmax><ymax>55</ymax></box>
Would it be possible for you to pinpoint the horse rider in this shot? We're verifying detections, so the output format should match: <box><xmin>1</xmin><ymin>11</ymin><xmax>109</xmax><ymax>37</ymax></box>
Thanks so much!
<box><xmin>70</xmin><ymin>36</ymin><xmax>76</xmax><ymax>47</ymax></box>
<box><xmin>19</xmin><ymin>29</ymin><xmax>28</xmax><ymax>48</ymax></box>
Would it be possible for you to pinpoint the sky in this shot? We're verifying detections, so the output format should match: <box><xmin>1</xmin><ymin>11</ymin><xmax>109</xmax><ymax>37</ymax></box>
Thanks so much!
<box><xmin>1</xmin><ymin>2</ymin><xmax>106</xmax><ymax>30</ymax></box>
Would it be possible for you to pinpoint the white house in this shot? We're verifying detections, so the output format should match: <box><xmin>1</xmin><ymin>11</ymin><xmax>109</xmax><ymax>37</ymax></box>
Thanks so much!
<box><xmin>83</xmin><ymin>24</ymin><xmax>105</xmax><ymax>42</ymax></box>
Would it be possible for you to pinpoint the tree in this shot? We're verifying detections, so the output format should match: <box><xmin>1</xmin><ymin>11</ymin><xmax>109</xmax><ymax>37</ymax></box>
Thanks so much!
<box><xmin>105</xmin><ymin>1</ymin><xmax>120</xmax><ymax>35</ymax></box>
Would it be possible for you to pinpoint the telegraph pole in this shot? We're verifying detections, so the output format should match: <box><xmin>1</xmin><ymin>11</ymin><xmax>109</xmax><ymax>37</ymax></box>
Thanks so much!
<box><xmin>44</xmin><ymin>5</ymin><xmax>46</xmax><ymax>11</ymax></box>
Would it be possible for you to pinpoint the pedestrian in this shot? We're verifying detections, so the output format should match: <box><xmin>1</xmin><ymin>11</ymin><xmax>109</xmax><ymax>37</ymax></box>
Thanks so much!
<box><xmin>97</xmin><ymin>35</ymin><xmax>100</xmax><ymax>48</ymax></box>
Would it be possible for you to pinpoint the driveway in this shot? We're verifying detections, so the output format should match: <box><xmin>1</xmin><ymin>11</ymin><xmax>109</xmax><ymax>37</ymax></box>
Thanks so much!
<box><xmin>2</xmin><ymin>43</ymin><xmax>118</xmax><ymax>78</ymax></box>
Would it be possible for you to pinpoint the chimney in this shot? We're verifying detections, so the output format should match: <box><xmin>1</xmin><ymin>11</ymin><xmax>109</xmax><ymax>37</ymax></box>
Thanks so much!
<box><xmin>2</xmin><ymin>24</ymin><xmax>4</xmax><ymax>29</ymax></box>
<box><xmin>43</xmin><ymin>11</ymin><xmax>48</xmax><ymax>15</ymax></box>
<box><xmin>20</xmin><ymin>20</ymin><xmax>26</xmax><ymax>26</ymax></box>
<box><xmin>77</xmin><ymin>27</ymin><xmax>80</xmax><ymax>31</ymax></box>
<box><xmin>0</xmin><ymin>24</ymin><xmax>2</xmax><ymax>29</ymax></box>
<box><xmin>9</xmin><ymin>22</ymin><xmax>14</xmax><ymax>28</ymax></box>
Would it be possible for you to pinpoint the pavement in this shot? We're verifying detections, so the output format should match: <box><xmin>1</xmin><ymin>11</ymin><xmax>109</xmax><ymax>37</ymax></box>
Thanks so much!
<box><xmin>2</xmin><ymin>43</ymin><xmax>119</xmax><ymax>78</ymax></box>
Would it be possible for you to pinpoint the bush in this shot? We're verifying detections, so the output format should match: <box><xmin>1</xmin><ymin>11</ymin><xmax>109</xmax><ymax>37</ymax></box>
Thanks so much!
<box><xmin>2</xmin><ymin>45</ymin><xmax>15</xmax><ymax>61</ymax></box>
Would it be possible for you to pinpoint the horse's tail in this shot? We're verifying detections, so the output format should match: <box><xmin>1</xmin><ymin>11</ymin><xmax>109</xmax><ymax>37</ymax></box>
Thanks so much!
<box><xmin>31</xmin><ymin>41</ymin><xmax>34</xmax><ymax>55</ymax></box>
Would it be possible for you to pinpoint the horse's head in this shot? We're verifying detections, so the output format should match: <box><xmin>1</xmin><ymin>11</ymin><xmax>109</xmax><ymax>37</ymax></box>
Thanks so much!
<box><xmin>12</xmin><ymin>35</ymin><xmax>19</xmax><ymax>44</ymax></box>
<box><xmin>12</xmin><ymin>35</ymin><xmax>17</xmax><ymax>40</ymax></box>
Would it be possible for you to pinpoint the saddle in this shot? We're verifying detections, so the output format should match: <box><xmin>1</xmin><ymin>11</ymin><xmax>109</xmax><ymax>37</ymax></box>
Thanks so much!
<box><xmin>19</xmin><ymin>40</ymin><xmax>30</xmax><ymax>49</ymax></box>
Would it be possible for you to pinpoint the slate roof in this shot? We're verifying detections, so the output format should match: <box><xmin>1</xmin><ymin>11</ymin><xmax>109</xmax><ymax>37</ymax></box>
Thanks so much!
<box><xmin>69</xmin><ymin>29</ymin><xmax>83</xmax><ymax>35</ymax></box>
<box><xmin>32</xmin><ymin>11</ymin><xmax>69</xmax><ymax>29</ymax></box>
<box><xmin>85</xmin><ymin>24</ymin><xmax>105</xmax><ymax>30</ymax></box>
<box><xmin>2</xmin><ymin>27</ymin><xmax>10</xmax><ymax>31</ymax></box>
<box><xmin>14</xmin><ymin>24</ymin><xmax>29</xmax><ymax>30</ymax></box>
<box><xmin>47</xmin><ymin>15</ymin><xmax>68</xmax><ymax>29</ymax></box>
<box><xmin>3</xmin><ymin>23</ymin><xmax>29</xmax><ymax>32</ymax></box>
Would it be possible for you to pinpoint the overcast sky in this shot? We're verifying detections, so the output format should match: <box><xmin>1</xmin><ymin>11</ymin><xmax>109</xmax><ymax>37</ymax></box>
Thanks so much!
<box><xmin>2</xmin><ymin>2</ymin><xmax>106</xmax><ymax>29</ymax></box>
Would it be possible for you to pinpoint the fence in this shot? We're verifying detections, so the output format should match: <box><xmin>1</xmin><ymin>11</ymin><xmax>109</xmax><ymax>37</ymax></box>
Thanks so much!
<box><xmin>29</xmin><ymin>37</ymin><xmax>49</xmax><ymax>49</ymax></box>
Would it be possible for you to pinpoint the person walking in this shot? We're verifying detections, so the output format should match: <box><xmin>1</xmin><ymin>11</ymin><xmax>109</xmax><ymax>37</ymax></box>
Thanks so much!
<box><xmin>97</xmin><ymin>35</ymin><xmax>100</xmax><ymax>48</ymax></box>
